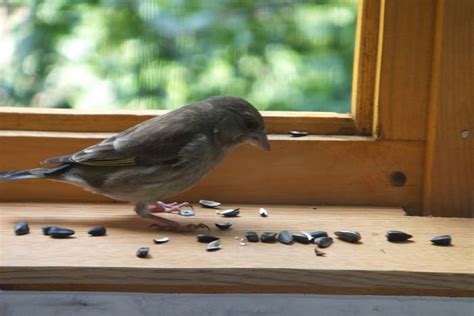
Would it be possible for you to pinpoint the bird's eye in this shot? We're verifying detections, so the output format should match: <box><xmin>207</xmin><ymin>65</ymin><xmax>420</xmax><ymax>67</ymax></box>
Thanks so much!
<box><xmin>245</xmin><ymin>119</ymin><xmax>259</xmax><ymax>131</ymax></box>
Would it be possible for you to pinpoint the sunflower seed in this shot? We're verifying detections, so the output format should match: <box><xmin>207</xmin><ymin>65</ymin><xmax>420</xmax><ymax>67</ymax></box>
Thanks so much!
<box><xmin>136</xmin><ymin>247</ymin><xmax>150</xmax><ymax>258</ymax></box>
<box><xmin>42</xmin><ymin>226</ymin><xmax>57</xmax><ymax>235</ymax></box>
<box><xmin>14</xmin><ymin>222</ymin><xmax>29</xmax><ymax>236</ymax></box>
<box><xmin>308</xmin><ymin>231</ymin><xmax>328</xmax><ymax>240</ymax></box>
<box><xmin>386</xmin><ymin>230</ymin><xmax>412</xmax><ymax>242</ymax></box>
<box><xmin>48</xmin><ymin>227</ymin><xmax>75</xmax><ymax>238</ymax></box>
<box><xmin>219</xmin><ymin>208</ymin><xmax>240</xmax><ymax>217</ymax></box>
<box><xmin>207</xmin><ymin>240</ymin><xmax>222</xmax><ymax>251</ymax></box>
<box><xmin>88</xmin><ymin>226</ymin><xmax>106</xmax><ymax>236</ymax></box>
<box><xmin>215</xmin><ymin>222</ymin><xmax>232</xmax><ymax>230</ymax></box>
<box><xmin>196</xmin><ymin>235</ymin><xmax>220</xmax><ymax>243</ymax></box>
<box><xmin>278</xmin><ymin>230</ymin><xmax>294</xmax><ymax>245</ymax></box>
<box><xmin>179</xmin><ymin>209</ymin><xmax>195</xmax><ymax>216</ymax></box>
<box><xmin>245</xmin><ymin>231</ymin><xmax>259</xmax><ymax>242</ymax></box>
<box><xmin>289</xmin><ymin>130</ymin><xmax>309</xmax><ymax>137</ymax></box>
<box><xmin>153</xmin><ymin>237</ymin><xmax>170</xmax><ymax>244</ymax></box>
<box><xmin>334</xmin><ymin>230</ymin><xmax>361</xmax><ymax>243</ymax></box>
<box><xmin>199</xmin><ymin>200</ymin><xmax>221</xmax><ymax>208</ymax></box>
<box><xmin>431</xmin><ymin>235</ymin><xmax>451</xmax><ymax>246</ymax></box>
<box><xmin>260</xmin><ymin>232</ymin><xmax>278</xmax><ymax>243</ymax></box>
<box><xmin>313</xmin><ymin>236</ymin><xmax>333</xmax><ymax>248</ymax></box>
<box><xmin>292</xmin><ymin>233</ymin><xmax>311</xmax><ymax>244</ymax></box>
<box><xmin>259</xmin><ymin>208</ymin><xmax>268</xmax><ymax>217</ymax></box>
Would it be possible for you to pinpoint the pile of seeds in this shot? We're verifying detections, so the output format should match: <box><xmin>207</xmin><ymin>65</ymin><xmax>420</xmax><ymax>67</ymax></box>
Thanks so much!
<box><xmin>12</xmin><ymin>201</ymin><xmax>454</xmax><ymax>260</ymax></box>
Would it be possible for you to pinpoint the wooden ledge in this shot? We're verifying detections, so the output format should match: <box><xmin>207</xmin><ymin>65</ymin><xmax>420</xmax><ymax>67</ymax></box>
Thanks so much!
<box><xmin>0</xmin><ymin>203</ymin><xmax>472</xmax><ymax>296</ymax></box>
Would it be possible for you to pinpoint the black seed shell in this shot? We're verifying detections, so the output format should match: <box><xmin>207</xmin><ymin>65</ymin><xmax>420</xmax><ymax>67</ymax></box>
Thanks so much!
<box><xmin>289</xmin><ymin>130</ymin><xmax>309</xmax><ymax>137</ymax></box>
<box><xmin>292</xmin><ymin>233</ymin><xmax>311</xmax><ymax>244</ymax></box>
<box><xmin>386</xmin><ymin>230</ymin><xmax>412</xmax><ymax>242</ymax></box>
<box><xmin>278</xmin><ymin>230</ymin><xmax>294</xmax><ymax>245</ymax></box>
<box><xmin>431</xmin><ymin>235</ymin><xmax>451</xmax><ymax>246</ymax></box>
<box><xmin>136</xmin><ymin>247</ymin><xmax>149</xmax><ymax>258</ymax></box>
<box><xmin>48</xmin><ymin>227</ymin><xmax>75</xmax><ymax>238</ymax></box>
<box><xmin>334</xmin><ymin>230</ymin><xmax>361</xmax><ymax>243</ymax></box>
<box><xmin>308</xmin><ymin>231</ymin><xmax>328</xmax><ymax>240</ymax></box>
<box><xmin>42</xmin><ymin>226</ymin><xmax>56</xmax><ymax>235</ymax></box>
<box><xmin>215</xmin><ymin>222</ymin><xmax>232</xmax><ymax>230</ymax></box>
<box><xmin>313</xmin><ymin>237</ymin><xmax>334</xmax><ymax>248</ymax></box>
<box><xmin>196</xmin><ymin>235</ymin><xmax>220</xmax><ymax>243</ymax></box>
<box><xmin>88</xmin><ymin>226</ymin><xmax>106</xmax><ymax>236</ymax></box>
<box><xmin>220</xmin><ymin>208</ymin><xmax>240</xmax><ymax>217</ymax></box>
<box><xmin>245</xmin><ymin>231</ymin><xmax>259</xmax><ymax>242</ymax></box>
<box><xmin>260</xmin><ymin>232</ymin><xmax>278</xmax><ymax>243</ymax></box>
<box><xmin>14</xmin><ymin>222</ymin><xmax>29</xmax><ymax>236</ymax></box>
<box><xmin>199</xmin><ymin>200</ymin><xmax>221</xmax><ymax>208</ymax></box>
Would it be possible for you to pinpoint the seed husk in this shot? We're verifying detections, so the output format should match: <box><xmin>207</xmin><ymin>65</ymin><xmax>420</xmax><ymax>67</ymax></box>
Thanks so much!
<box><xmin>215</xmin><ymin>222</ymin><xmax>232</xmax><ymax>230</ymax></box>
<box><xmin>88</xmin><ymin>226</ymin><xmax>106</xmax><ymax>236</ymax></box>
<box><xmin>196</xmin><ymin>234</ymin><xmax>220</xmax><ymax>243</ymax></box>
<box><xmin>308</xmin><ymin>231</ymin><xmax>328</xmax><ymax>240</ymax></box>
<box><xmin>334</xmin><ymin>230</ymin><xmax>361</xmax><ymax>243</ymax></box>
<box><xmin>314</xmin><ymin>248</ymin><xmax>326</xmax><ymax>256</ymax></box>
<box><xmin>48</xmin><ymin>227</ymin><xmax>75</xmax><ymax>238</ymax></box>
<box><xmin>431</xmin><ymin>235</ymin><xmax>451</xmax><ymax>246</ymax></box>
<box><xmin>206</xmin><ymin>240</ymin><xmax>222</xmax><ymax>251</ymax></box>
<box><xmin>153</xmin><ymin>237</ymin><xmax>170</xmax><ymax>244</ymax></box>
<box><xmin>179</xmin><ymin>209</ymin><xmax>195</xmax><ymax>216</ymax></box>
<box><xmin>42</xmin><ymin>226</ymin><xmax>56</xmax><ymax>235</ymax></box>
<box><xmin>260</xmin><ymin>232</ymin><xmax>278</xmax><ymax>243</ymax></box>
<box><xmin>278</xmin><ymin>230</ymin><xmax>294</xmax><ymax>245</ymax></box>
<box><xmin>14</xmin><ymin>222</ymin><xmax>29</xmax><ymax>236</ymax></box>
<box><xmin>136</xmin><ymin>247</ymin><xmax>150</xmax><ymax>258</ymax></box>
<box><xmin>239</xmin><ymin>238</ymin><xmax>246</xmax><ymax>246</ymax></box>
<box><xmin>289</xmin><ymin>130</ymin><xmax>309</xmax><ymax>137</ymax></box>
<box><xmin>259</xmin><ymin>208</ymin><xmax>268</xmax><ymax>217</ymax></box>
<box><xmin>313</xmin><ymin>236</ymin><xmax>334</xmax><ymax>248</ymax></box>
<box><xmin>219</xmin><ymin>208</ymin><xmax>240</xmax><ymax>217</ymax></box>
<box><xmin>199</xmin><ymin>200</ymin><xmax>221</xmax><ymax>208</ymax></box>
<box><xmin>292</xmin><ymin>233</ymin><xmax>311</xmax><ymax>244</ymax></box>
<box><xmin>386</xmin><ymin>230</ymin><xmax>412</xmax><ymax>242</ymax></box>
<box><xmin>245</xmin><ymin>231</ymin><xmax>259</xmax><ymax>242</ymax></box>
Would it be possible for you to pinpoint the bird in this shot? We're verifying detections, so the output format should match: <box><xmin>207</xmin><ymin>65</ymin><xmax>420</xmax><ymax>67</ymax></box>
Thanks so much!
<box><xmin>0</xmin><ymin>96</ymin><xmax>270</xmax><ymax>231</ymax></box>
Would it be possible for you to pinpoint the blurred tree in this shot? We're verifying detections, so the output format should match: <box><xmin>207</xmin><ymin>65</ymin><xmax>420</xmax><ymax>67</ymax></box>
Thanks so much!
<box><xmin>0</xmin><ymin>0</ymin><xmax>358</xmax><ymax>112</ymax></box>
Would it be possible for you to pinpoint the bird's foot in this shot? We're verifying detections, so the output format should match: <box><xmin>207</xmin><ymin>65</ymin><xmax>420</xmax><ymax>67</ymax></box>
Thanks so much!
<box><xmin>134</xmin><ymin>202</ymin><xmax>208</xmax><ymax>232</ymax></box>
<box><xmin>148</xmin><ymin>201</ymin><xmax>193</xmax><ymax>214</ymax></box>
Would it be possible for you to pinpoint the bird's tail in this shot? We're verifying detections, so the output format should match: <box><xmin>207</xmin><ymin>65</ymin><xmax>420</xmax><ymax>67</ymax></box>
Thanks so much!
<box><xmin>0</xmin><ymin>165</ymin><xmax>72</xmax><ymax>182</ymax></box>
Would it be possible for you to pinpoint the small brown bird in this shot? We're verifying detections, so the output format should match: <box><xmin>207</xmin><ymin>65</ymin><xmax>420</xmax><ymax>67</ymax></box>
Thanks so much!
<box><xmin>0</xmin><ymin>96</ymin><xmax>270</xmax><ymax>231</ymax></box>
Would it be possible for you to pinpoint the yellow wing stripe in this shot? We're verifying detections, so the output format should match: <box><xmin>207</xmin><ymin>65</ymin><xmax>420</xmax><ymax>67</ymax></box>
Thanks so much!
<box><xmin>80</xmin><ymin>157</ymin><xmax>136</xmax><ymax>167</ymax></box>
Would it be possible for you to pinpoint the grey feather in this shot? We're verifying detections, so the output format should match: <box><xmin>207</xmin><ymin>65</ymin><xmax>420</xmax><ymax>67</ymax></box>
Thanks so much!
<box><xmin>1</xmin><ymin>96</ymin><xmax>270</xmax><ymax>203</ymax></box>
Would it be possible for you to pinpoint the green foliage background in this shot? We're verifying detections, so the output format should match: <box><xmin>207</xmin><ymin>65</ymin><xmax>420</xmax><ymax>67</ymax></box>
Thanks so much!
<box><xmin>0</xmin><ymin>0</ymin><xmax>358</xmax><ymax>112</ymax></box>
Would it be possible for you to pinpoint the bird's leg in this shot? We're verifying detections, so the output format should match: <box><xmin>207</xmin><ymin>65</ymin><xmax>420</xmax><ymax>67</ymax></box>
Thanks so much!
<box><xmin>134</xmin><ymin>202</ymin><xmax>208</xmax><ymax>232</ymax></box>
<box><xmin>148</xmin><ymin>201</ymin><xmax>193</xmax><ymax>214</ymax></box>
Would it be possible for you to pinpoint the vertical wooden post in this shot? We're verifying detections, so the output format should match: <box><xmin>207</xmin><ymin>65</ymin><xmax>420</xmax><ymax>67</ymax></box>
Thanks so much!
<box><xmin>424</xmin><ymin>0</ymin><xmax>474</xmax><ymax>217</ymax></box>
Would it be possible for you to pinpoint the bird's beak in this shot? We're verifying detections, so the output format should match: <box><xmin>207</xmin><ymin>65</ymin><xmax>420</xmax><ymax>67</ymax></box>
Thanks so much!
<box><xmin>248</xmin><ymin>131</ymin><xmax>271</xmax><ymax>151</ymax></box>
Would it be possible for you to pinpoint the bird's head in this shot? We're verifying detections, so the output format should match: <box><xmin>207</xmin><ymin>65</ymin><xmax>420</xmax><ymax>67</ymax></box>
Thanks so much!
<box><xmin>206</xmin><ymin>96</ymin><xmax>271</xmax><ymax>152</ymax></box>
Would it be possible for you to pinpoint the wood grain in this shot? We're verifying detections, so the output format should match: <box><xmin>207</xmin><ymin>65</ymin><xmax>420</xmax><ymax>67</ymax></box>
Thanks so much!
<box><xmin>0</xmin><ymin>132</ymin><xmax>424</xmax><ymax>212</ymax></box>
<box><xmin>0</xmin><ymin>107</ymin><xmax>355</xmax><ymax>135</ymax></box>
<box><xmin>351</xmin><ymin>0</ymin><xmax>380</xmax><ymax>135</ymax></box>
<box><xmin>423</xmin><ymin>0</ymin><xmax>474</xmax><ymax>217</ymax></box>
<box><xmin>374</xmin><ymin>0</ymin><xmax>436</xmax><ymax>141</ymax></box>
<box><xmin>0</xmin><ymin>203</ymin><xmax>472</xmax><ymax>296</ymax></box>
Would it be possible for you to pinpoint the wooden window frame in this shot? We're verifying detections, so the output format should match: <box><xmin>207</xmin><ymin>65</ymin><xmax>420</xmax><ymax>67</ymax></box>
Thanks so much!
<box><xmin>0</xmin><ymin>0</ymin><xmax>471</xmax><ymax>218</ymax></box>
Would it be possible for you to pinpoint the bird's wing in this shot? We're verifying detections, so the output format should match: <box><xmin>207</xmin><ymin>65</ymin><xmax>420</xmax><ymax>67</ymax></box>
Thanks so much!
<box><xmin>43</xmin><ymin>108</ymin><xmax>206</xmax><ymax>167</ymax></box>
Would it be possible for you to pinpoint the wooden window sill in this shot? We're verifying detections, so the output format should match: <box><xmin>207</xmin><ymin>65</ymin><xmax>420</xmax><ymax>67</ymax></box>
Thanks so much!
<box><xmin>1</xmin><ymin>203</ymin><xmax>472</xmax><ymax>297</ymax></box>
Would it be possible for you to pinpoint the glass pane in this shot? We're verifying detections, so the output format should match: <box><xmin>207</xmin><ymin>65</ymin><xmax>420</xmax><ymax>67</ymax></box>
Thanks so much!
<box><xmin>0</xmin><ymin>0</ymin><xmax>358</xmax><ymax>112</ymax></box>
